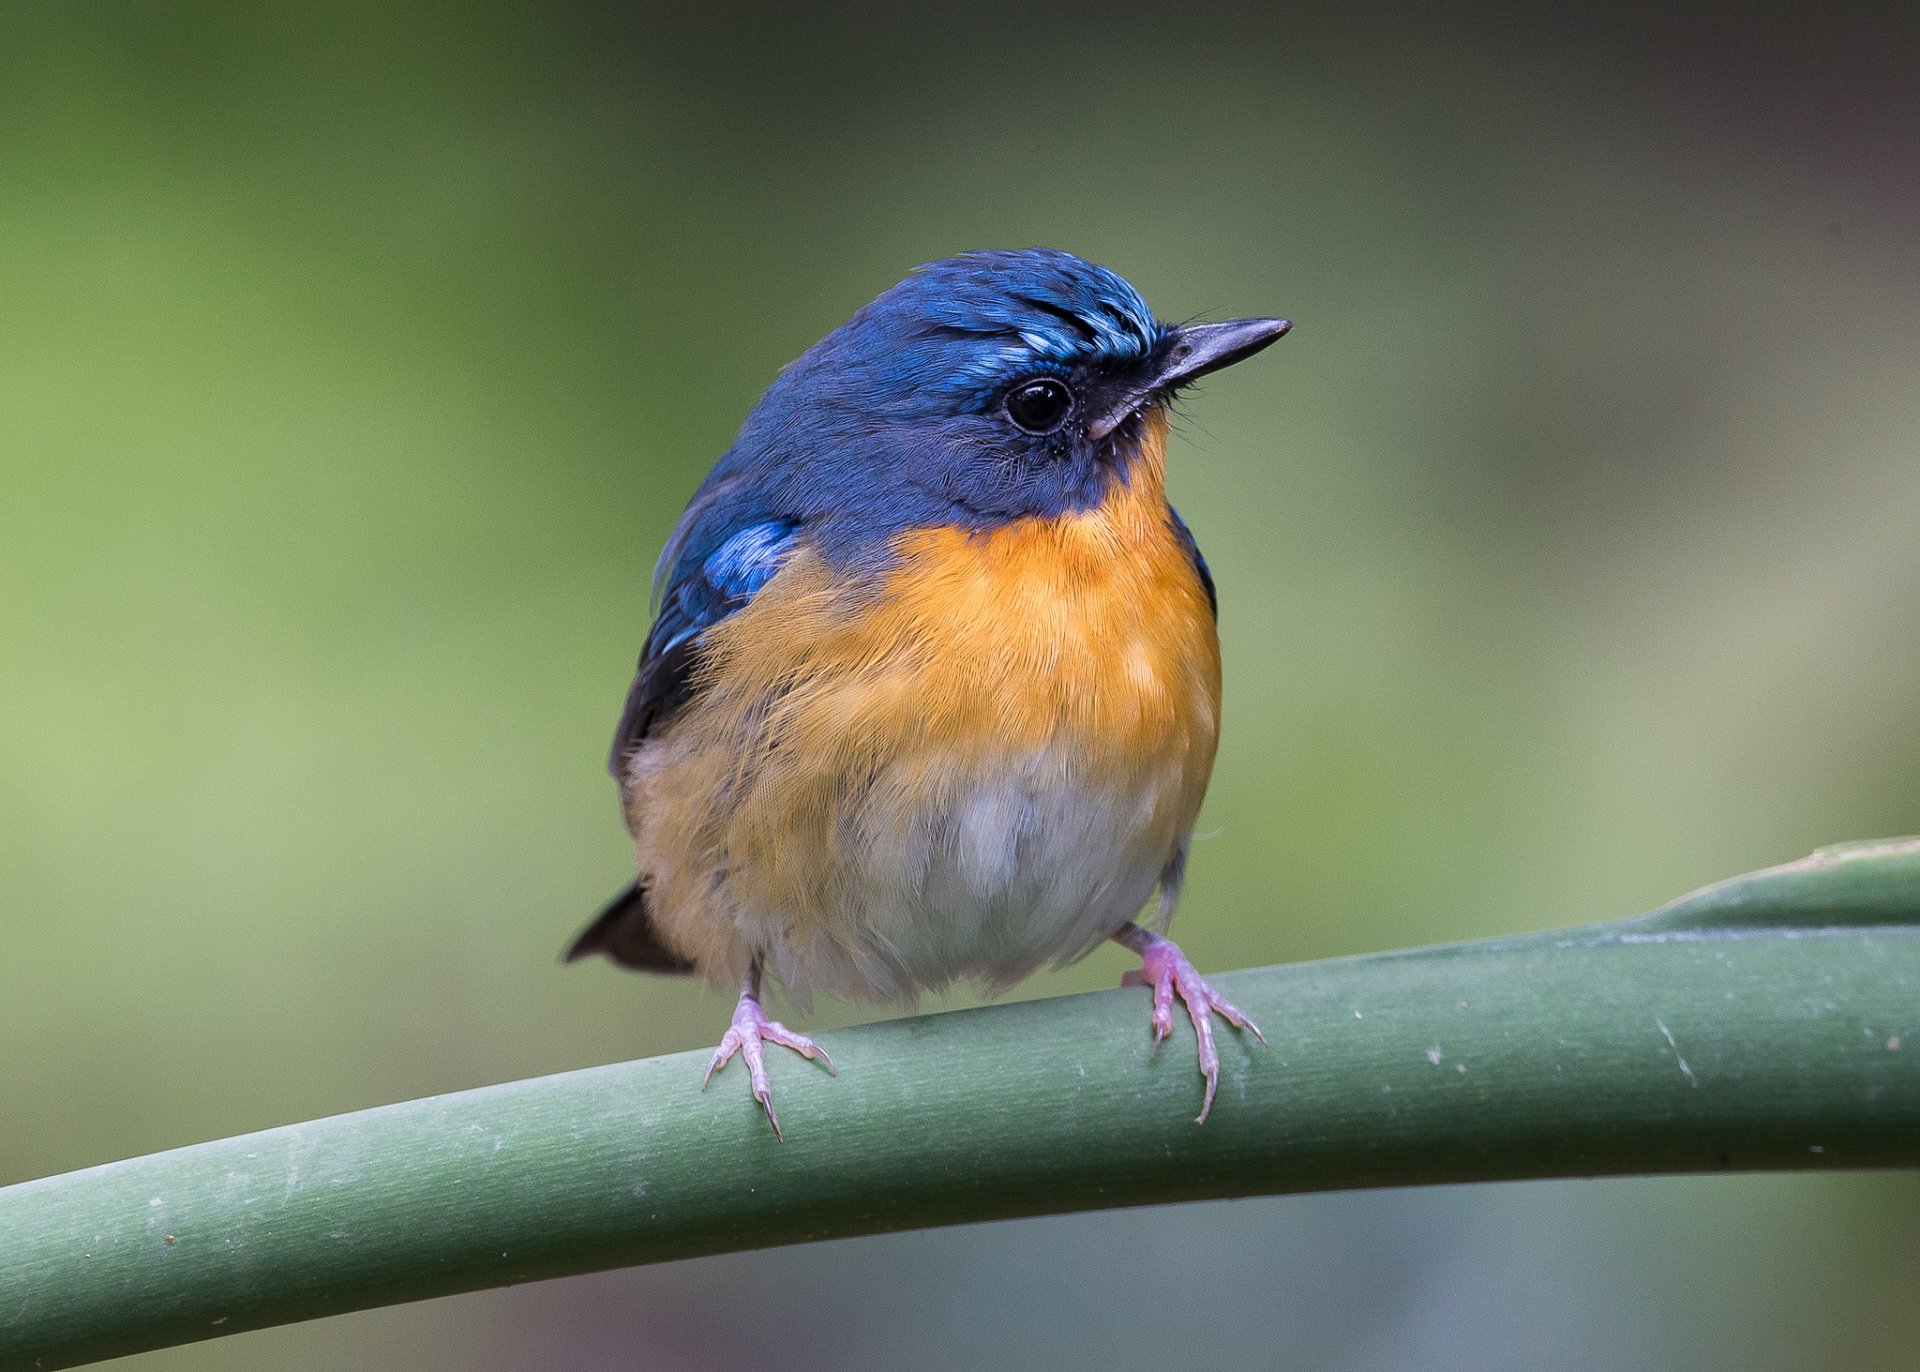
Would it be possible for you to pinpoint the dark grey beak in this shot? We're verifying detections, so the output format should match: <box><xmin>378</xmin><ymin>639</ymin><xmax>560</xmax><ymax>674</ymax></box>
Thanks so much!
<box><xmin>1086</xmin><ymin>316</ymin><xmax>1292</xmax><ymax>441</ymax></box>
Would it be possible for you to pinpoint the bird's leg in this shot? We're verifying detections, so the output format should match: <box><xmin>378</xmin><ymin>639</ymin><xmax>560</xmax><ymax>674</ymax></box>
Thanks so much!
<box><xmin>701</xmin><ymin>961</ymin><xmax>835</xmax><ymax>1141</ymax></box>
<box><xmin>1114</xmin><ymin>923</ymin><xmax>1266</xmax><ymax>1124</ymax></box>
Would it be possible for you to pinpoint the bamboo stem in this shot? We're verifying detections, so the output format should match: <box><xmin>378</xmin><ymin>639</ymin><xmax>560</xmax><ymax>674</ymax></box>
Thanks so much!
<box><xmin>3</xmin><ymin>839</ymin><xmax>1917</xmax><ymax>1370</ymax></box>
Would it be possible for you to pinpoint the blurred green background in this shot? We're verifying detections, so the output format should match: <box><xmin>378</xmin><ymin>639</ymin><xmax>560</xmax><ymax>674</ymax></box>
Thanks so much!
<box><xmin>3</xmin><ymin>4</ymin><xmax>1917</xmax><ymax>1368</ymax></box>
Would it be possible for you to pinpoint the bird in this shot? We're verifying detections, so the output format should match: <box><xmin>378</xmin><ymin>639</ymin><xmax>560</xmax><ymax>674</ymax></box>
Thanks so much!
<box><xmin>567</xmin><ymin>247</ymin><xmax>1289</xmax><ymax>1137</ymax></box>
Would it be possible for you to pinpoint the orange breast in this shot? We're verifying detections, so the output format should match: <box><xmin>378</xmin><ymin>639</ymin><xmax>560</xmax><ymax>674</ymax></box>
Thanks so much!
<box><xmin>878</xmin><ymin>434</ymin><xmax>1218</xmax><ymax>757</ymax></box>
<box><xmin>625</xmin><ymin>411</ymin><xmax>1222</xmax><ymax>1000</ymax></box>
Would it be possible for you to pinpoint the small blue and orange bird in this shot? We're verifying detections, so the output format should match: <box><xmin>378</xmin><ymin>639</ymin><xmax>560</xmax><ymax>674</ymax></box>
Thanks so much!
<box><xmin>567</xmin><ymin>248</ymin><xmax>1289</xmax><ymax>1135</ymax></box>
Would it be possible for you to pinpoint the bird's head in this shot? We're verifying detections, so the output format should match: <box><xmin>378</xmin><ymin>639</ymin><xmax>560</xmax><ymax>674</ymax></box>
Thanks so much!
<box><xmin>684</xmin><ymin>248</ymin><xmax>1288</xmax><ymax>571</ymax></box>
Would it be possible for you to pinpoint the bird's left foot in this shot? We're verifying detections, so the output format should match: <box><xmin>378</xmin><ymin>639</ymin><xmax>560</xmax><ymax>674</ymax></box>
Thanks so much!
<box><xmin>1116</xmin><ymin>925</ymin><xmax>1266</xmax><ymax>1124</ymax></box>
<box><xmin>701</xmin><ymin>981</ymin><xmax>835</xmax><ymax>1141</ymax></box>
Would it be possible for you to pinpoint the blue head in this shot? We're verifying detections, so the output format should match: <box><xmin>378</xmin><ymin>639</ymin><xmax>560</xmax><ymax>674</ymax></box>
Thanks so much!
<box><xmin>662</xmin><ymin>248</ymin><xmax>1288</xmax><ymax>580</ymax></box>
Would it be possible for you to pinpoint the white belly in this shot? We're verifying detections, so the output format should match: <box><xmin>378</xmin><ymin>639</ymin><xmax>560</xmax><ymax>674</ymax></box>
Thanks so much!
<box><xmin>764</xmin><ymin>745</ymin><xmax>1187</xmax><ymax>1003</ymax></box>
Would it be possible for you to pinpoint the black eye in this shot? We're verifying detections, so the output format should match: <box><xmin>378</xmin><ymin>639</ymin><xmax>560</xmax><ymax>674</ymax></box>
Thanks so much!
<box><xmin>1003</xmin><ymin>378</ymin><xmax>1073</xmax><ymax>434</ymax></box>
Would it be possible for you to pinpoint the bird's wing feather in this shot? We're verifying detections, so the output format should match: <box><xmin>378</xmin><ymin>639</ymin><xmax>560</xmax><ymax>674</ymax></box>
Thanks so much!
<box><xmin>578</xmin><ymin>515</ymin><xmax>799</xmax><ymax>976</ymax></box>
<box><xmin>608</xmin><ymin>517</ymin><xmax>801</xmax><ymax>778</ymax></box>
<box><xmin>1167</xmin><ymin>505</ymin><xmax>1217</xmax><ymax>618</ymax></box>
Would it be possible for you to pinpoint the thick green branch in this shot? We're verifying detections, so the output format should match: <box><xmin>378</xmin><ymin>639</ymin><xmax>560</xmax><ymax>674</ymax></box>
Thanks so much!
<box><xmin>4</xmin><ymin>839</ymin><xmax>1919</xmax><ymax>1370</ymax></box>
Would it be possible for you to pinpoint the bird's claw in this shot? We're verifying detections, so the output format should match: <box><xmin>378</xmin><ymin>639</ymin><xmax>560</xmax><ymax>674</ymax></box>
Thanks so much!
<box><xmin>702</xmin><ymin>988</ymin><xmax>835</xmax><ymax>1141</ymax></box>
<box><xmin>1122</xmin><ymin>932</ymin><xmax>1265</xmax><ymax>1124</ymax></box>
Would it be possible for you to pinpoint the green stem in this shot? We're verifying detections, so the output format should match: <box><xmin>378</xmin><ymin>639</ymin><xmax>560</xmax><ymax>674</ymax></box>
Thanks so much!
<box><xmin>4</xmin><ymin>839</ymin><xmax>1919</xmax><ymax>1370</ymax></box>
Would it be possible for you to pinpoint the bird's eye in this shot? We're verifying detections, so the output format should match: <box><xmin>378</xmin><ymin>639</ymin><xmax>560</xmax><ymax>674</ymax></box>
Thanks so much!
<box><xmin>1003</xmin><ymin>378</ymin><xmax>1074</xmax><ymax>434</ymax></box>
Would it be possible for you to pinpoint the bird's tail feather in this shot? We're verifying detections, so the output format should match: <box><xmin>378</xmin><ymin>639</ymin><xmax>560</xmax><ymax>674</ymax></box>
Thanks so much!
<box><xmin>564</xmin><ymin>879</ymin><xmax>696</xmax><ymax>974</ymax></box>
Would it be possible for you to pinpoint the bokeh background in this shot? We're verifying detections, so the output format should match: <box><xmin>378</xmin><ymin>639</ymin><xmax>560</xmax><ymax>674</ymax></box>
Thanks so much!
<box><xmin>4</xmin><ymin>4</ymin><xmax>1918</xmax><ymax>1368</ymax></box>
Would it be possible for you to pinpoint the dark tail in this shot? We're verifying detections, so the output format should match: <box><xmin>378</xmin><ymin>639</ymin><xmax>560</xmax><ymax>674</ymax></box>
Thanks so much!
<box><xmin>564</xmin><ymin>879</ymin><xmax>697</xmax><ymax>974</ymax></box>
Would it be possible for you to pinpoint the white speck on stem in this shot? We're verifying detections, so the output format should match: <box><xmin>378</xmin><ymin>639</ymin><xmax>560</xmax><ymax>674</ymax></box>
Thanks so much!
<box><xmin>1890</xmin><ymin>1036</ymin><xmax>1903</xmax><ymax>1051</ymax></box>
<box><xmin>1655</xmin><ymin>1019</ymin><xmax>1698</xmax><ymax>1087</ymax></box>
<box><xmin>1425</xmin><ymin>1046</ymin><xmax>1444</xmax><ymax>1066</ymax></box>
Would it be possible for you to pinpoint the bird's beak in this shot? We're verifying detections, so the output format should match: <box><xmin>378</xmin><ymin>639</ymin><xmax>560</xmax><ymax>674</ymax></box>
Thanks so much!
<box><xmin>1086</xmin><ymin>317</ymin><xmax>1292</xmax><ymax>441</ymax></box>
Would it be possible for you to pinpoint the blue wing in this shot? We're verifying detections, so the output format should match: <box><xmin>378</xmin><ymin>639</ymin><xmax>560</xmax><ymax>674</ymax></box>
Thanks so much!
<box><xmin>1167</xmin><ymin>505</ymin><xmax>1217</xmax><ymax>617</ymax></box>
<box><xmin>607</xmin><ymin>518</ymin><xmax>800</xmax><ymax>777</ymax></box>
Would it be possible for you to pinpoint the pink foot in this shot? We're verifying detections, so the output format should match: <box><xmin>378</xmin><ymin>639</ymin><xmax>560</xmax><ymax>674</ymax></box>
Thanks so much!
<box><xmin>1116</xmin><ymin>925</ymin><xmax>1266</xmax><ymax>1124</ymax></box>
<box><xmin>701</xmin><ymin>982</ymin><xmax>835</xmax><ymax>1141</ymax></box>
